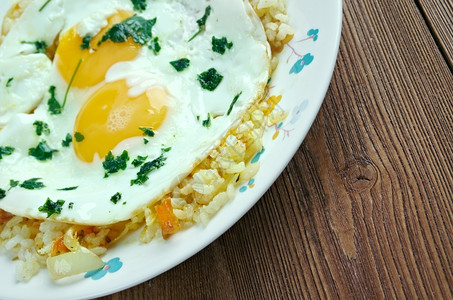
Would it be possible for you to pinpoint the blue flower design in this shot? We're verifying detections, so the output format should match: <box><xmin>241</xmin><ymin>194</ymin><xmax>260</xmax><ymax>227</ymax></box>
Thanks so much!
<box><xmin>307</xmin><ymin>29</ymin><xmax>319</xmax><ymax>41</ymax></box>
<box><xmin>240</xmin><ymin>178</ymin><xmax>256</xmax><ymax>193</ymax></box>
<box><xmin>239</xmin><ymin>149</ymin><xmax>265</xmax><ymax>193</ymax></box>
<box><xmin>290</xmin><ymin>53</ymin><xmax>314</xmax><ymax>74</ymax></box>
<box><xmin>251</xmin><ymin>148</ymin><xmax>265</xmax><ymax>164</ymax></box>
<box><xmin>290</xmin><ymin>100</ymin><xmax>309</xmax><ymax>125</ymax></box>
<box><xmin>84</xmin><ymin>257</ymin><xmax>123</xmax><ymax>280</ymax></box>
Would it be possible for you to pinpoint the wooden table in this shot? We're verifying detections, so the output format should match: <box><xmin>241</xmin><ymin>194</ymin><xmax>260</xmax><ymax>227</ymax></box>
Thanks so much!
<box><xmin>100</xmin><ymin>0</ymin><xmax>453</xmax><ymax>298</ymax></box>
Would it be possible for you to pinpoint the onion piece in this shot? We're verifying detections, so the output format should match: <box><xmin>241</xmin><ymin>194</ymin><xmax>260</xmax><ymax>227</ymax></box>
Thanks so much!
<box><xmin>63</xmin><ymin>225</ymin><xmax>83</xmax><ymax>252</ymax></box>
<box><xmin>46</xmin><ymin>247</ymin><xmax>105</xmax><ymax>280</ymax></box>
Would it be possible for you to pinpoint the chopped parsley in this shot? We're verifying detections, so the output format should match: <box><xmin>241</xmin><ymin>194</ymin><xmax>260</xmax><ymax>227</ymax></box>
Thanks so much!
<box><xmin>131</xmin><ymin>0</ymin><xmax>147</xmax><ymax>12</ymax></box>
<box><xmin>0</xmin><ymin>188</ymin><xmax>5</xmax><ymax>199</ymax></box>
<box><xmin>21</xmin><ymin>40</ymin><xmax>47</xmax><ymax>54</ymax></box>
<box><xmin>39</xmin><ymin>0</ymin><xmax>52</xmax><ymax>12</ymax></box>
<box><xmin>130</xmin><ymin>148</ymin><xmax>170</xmax><ymax>185</ymax></box>
<box><xmin>68</xmin><ymin>202</ymin><xmax>74</xmax><ymax>209</ymax></box>
<box><xmin>132</xmin><ymin>155</ymin><xmax>148</xmax><ymax>167</ymax></box>
<box><xmin>197</xmin><ymin>68</ymin><xmax>223</xmax><ymax>91</ymax></box>
<box><xmin>33</xmin><ymin>121</ymin><xmax>50</xmax><ymax>136</ymax></box>
<box><xmin>20</xmin><ymin>178</ymin><xmax>45</xmax><ymax>190</ymax></box>
<box><xmin>139</xmin><ymin>127</ymin><xmax>155</xmax><ymax>137</ymax></box>
<box><xmin>227</xmin><ymin>92</ymin><xmax>242</xmax><ymax>116</ymax></box>
<box><xmin>170</xmin><ymin>58</ymin><xmax>190</xmax><ymax>72</ymax></box>
<box><xmin>110</xmin><ymin>192</ymin><xmax>122</xmax><ymax>204</ymax></box>
<box><xmin>6</xmin><ymin>77</ymin><xmax>13</xmax><ymax>87</ymax></box>
<box><xmin>202</xmin><ymin>113</ymin><xmax>211</xmax><ymax>128</ymax></box>
<box><xmin>103</xmin><ymin>150</ymin><xmax>130</xmax><ymax>177</ymax></box>
<box><xmin>0</xmin><ymin>146</ymin><xmax>14</xmax><ymax>160</ymax></box>
<box><xmin>189</xmin><ymin>6</ymin><xmax>212</xmax><ymax>42</ymax></box>
<box><xmin>98</xmin><ymin>16</ymin><xmax>156</xmax><ymax>46</ymax></box>
<box><xmin>47</xmin><ymin>86</ymin><xmax>62</xmax><ymax>115</ymax></box>
<box><xmin>212</xmin><ymin>36</ymin><xmax>233</xmax><ymax>55</ymax></box>
<box><xmin>80</xmin><ymin>34</ymin><xmax>93</xmax><ymax>50</ymax></box>
<box><xmin>9</xmin><ymin>180</ymin><xmax>19</xmax><ymax>190</ymax></box>
<box><xmin>61</xmin><ymin>133</ymin><xmax>72</xmax><ymax>147</ymax></box>
<box><xmin>74</xmin><ymin>132</ymin><xmax>85</xmax><ymax>142</ymax></box>
<box><xmin>57</xmin><ymin>186</ymin><xmax>78</xmax><ymax>191</ymax></box>
<box><xmin>144</xmin><ymin>138</ymin><xmax>149</xmax><ymax>145</ymax></box>
<box><xmin>38</xmin><ymin>198</ymin><xmax>65</xmax><ymax>218</ymax></box>
<box><xmin>28</xmin><ymin>141</ymin><xmax>57</xmax><ymax>161</ymax></box>
<box><xmin>148</xmin><ymin>37</ymin><xmax>161</xmax><ymax>55</ymax></box>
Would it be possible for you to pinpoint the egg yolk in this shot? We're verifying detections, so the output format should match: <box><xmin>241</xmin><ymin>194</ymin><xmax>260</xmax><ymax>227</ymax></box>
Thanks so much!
<box><xmin>55</xmin><ymin>10</ymin><xmax>140</xmax><ymax>88</ymax></box>
<box><xmin>73</xmin><ymin>80</ymin><xmax>167</xmax><ymax>162</ymax></box>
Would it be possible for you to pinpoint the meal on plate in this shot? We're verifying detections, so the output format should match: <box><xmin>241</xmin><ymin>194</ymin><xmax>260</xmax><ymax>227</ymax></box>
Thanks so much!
<box><xmin>0</xmin><ymin>0</ymin><xmax>293</xmax><ymax>281</ymax></box>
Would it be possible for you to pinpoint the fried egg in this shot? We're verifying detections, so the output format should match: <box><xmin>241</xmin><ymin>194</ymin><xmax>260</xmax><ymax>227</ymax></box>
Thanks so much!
<box><xmin>0</xmin><ymin>0</ymin><xmax>270</xmax><ymax>225</ymax></box>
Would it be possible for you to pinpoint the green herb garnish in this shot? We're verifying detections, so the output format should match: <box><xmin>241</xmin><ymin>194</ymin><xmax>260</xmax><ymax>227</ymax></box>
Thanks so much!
<box><xmin>74</xmin><ymin>132</ymin><xmax>85</xmax><ymax>142</ymax></box>
<box><xmin>39</xmin><ymin>0</ymin><xmax>52</xmax><ymax>12</ymax></box>
<box><xmin>212</xmin><ymin>36</ymin><xmax>233</xmax><ymax>55</ymax></box>
<box><xmin>61</xmin><ymin>133</ymin><xmax>72</xmax><ymax>147</ymax></box>
<box><xmin>144</xmin><ymin>138</ymin><xmax>149</xmax><ymax>145</ymax></box>
<box><xmin>103</xmin><ymin>150</ymin><xmax>130</xmax><ymax>177</ymax></box>
<box><xmin>68</xmin><ymin>202</ymin><xmax>74</xmax><ymax>209</ymax></box>
<box><xmin>28</xmin><ymin>141</ymin><xmax>57</xmax><ymax>161</ymax></box>
<box><xmin>98</xmin><ymin>16</ymin><xmax>156</xmax><ymax>46</ymax></box>
<box><xmin>33</xmin><ymin>121</ymin><xmax>50</xmax><ymax>136</ymax></box>
<box><xmin>62</xmin><ymin>59</ymin><xmax>82</xmax><ymax>109</ymax></box>
<box><xmin>110</xmin><ymin>192</ymin><xmax>122</xmax><ymax>204</ymax></box>
<box><xmin>20</xmin><ymin>178</ymin><xmax>45</xmax><ymax>190</ymax></box>
<box><xmin>188</xmin><ymin>6</ymin><xmax>212</xmax><ymax>42</ymax></box>
<box><xmin>48</xmin><ymin>59</ymin><xmax>82</xmax><ymax>115</ymax></box>
<box><xmin>57</xmin><ymin>186</ymin><xmax>78</xmax><ymax>191</ymax></box>
<box><xmin>130</xmin><ymin>149</ymin><xmax>169</xmax><ymax>185</ymax></box>
<box><xmin>0</xmin><ymin>188</ymin><xmax>6</xmax><ymax>199</ymax></box>
<box><xmin>9</xmin><ymin>180</ymin><xmax>19</xmax><ymax>191</ymax></box>
<box><xmin>170</xmin><ymin>58</ymin><xmax>190</xmax><ymax>72</ymax></box>
<box><xmin>0</xmin><ymin>146</ymin><xmax>14</xmax><ymax>160</ymax></box>
<box><xmin>197</xmin><ymin>68</ymin><xmax>223</xmax><ymax>91</ymax></box>
<box><xmin>47</xmin><ymin>86</ymin><xmax>62</xmax><ymax>115</ymax></box>
<box><xmin>38</xmin><ymin>198</ymin><xmax>65</xmax><ymax>218</ymax></box>
<box><xmin>21</xmin><ymin>40</ymin><xmax>47</xmax><ymax>54</ymax></box>
<box><xmin>148</xmin><ymin>37</ymin><xmax>161</xmax><ymax>55</ymax></box>
<box><xmin>6</xmin><ymin>77</ymin><xmax>13</xmax><ymax>87</ymax></box>
<box><xmin>80</xmin><ymin>34</ymin><xmax>93</xmax><ymax>50</ymax></box>
<box><xmin>132</xmin><ymin>155</ymin><xmax>148</xmax><ymax>167</ymax></box>
<box><xmin>139</xmin><ymin>127</ymin><xmax>155</xmax><ymax>137</ymax></box>
<box><xmin>131</xmin><ymin>0</ymin><xmax>147</xmax><ymax>12</ymax></box>
<box><xmin>202</xmin><ymin>113</ymin><xmax>211</xmax><ymax>128</ymax></box>
<box><xmin>227</xmin><ymin>92</ymin><xmax>242</xmax><ymax>116</ymax></box>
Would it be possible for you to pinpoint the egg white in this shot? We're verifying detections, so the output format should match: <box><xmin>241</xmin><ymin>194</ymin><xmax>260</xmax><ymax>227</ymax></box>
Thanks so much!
<box><xmin>0</xmin><ymin>0</ymin><xmax>271</xmax><ymax>225</ymax></box>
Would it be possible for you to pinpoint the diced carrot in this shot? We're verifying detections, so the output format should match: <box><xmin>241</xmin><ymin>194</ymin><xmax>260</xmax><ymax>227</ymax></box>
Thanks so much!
<box><xmin>0</xmin><ymin>209</ymin><xmax>13</xmax><ymax>224</ymax></box>
<box><xmin>155</xmin><ymin>198</ymin><xmax>180</xmax><ymax>240</ymax></box>
<box><xmin>51</xmin><ymin>235</ymin><xmax>70</xmax><ymax>257</ymax></box>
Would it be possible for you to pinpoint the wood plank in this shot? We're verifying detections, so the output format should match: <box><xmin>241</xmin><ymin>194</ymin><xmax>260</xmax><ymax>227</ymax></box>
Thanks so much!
<box><xmin>97</xmin><ymin>0</ymin><xmax>453</xmax><ymax>298</ymax></box>
<box><xmin>416</xmin><ymin>0</ymin><xmax>453</xmax><ymax>68</ymax></box>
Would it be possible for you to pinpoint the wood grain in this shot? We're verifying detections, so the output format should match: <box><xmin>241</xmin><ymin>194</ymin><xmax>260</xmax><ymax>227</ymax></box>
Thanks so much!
<box><xmin>98</xmin><ymin>0</ymin><xmax>453</xmax><ymax>299</ymax></box>
<box><xmin>416</xmin><ymin>0</ymin><xmax>453</xmax><ymax>68</ymax></box>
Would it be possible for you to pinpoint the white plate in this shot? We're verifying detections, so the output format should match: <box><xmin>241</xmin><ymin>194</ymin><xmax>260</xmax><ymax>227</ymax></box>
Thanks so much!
<box><xmin>0</xmin><ymin>0</ymin><xmax>342</xmax><ymax>299</ymax></box>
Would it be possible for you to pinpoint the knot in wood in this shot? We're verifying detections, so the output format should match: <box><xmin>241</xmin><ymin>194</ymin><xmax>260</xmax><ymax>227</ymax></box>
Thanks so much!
<box><xmin>344</xmin><ymin>161</ymin><xmax>377</xmax><ymax>192</ymax></box>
